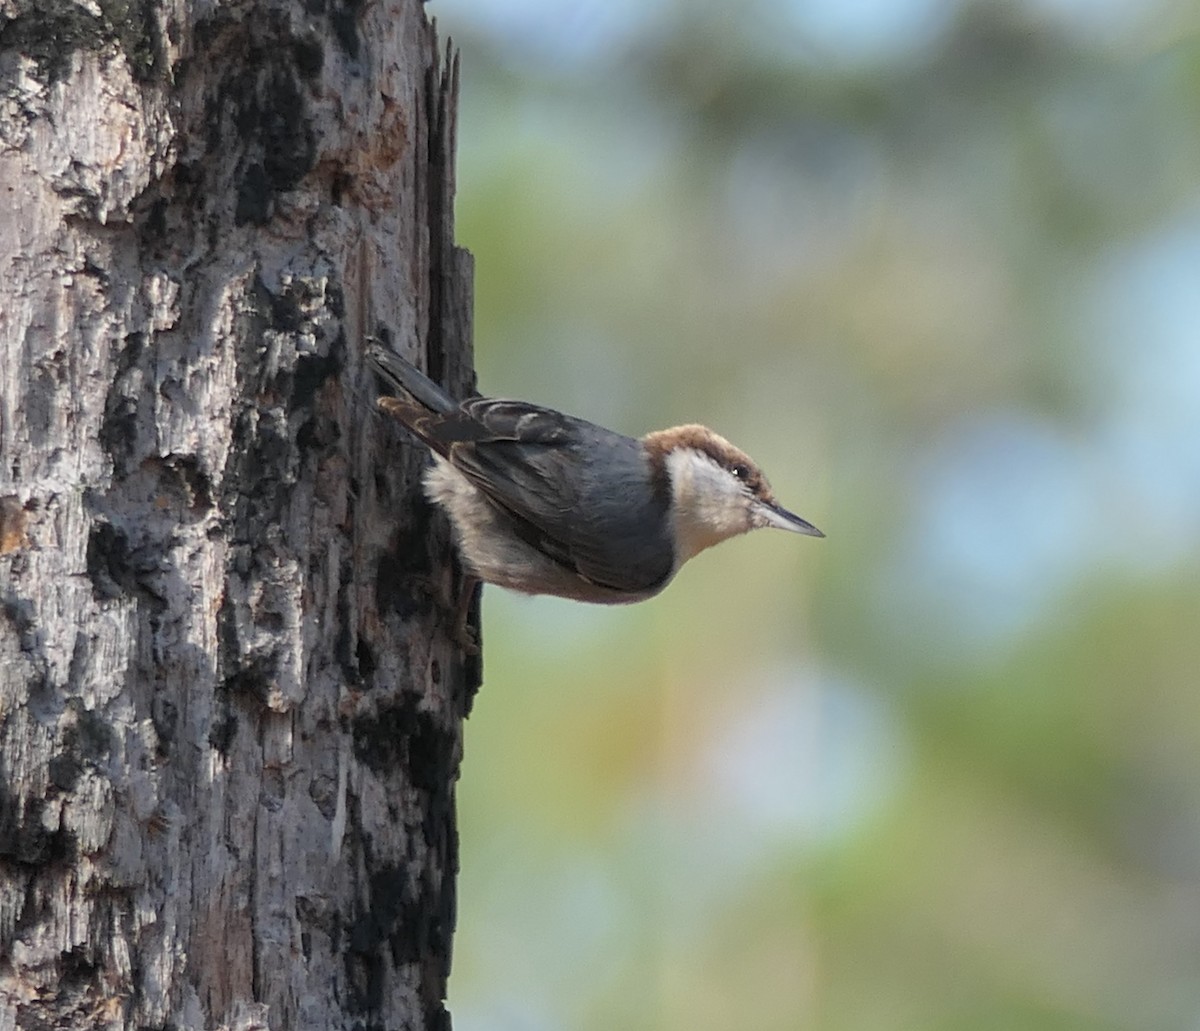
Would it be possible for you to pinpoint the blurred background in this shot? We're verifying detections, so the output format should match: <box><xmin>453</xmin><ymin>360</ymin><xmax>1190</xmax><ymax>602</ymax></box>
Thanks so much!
<box><xmin>429</xmin><ymin>1</ymin><xmax>1200</xmax><ymax>1028</ymax></box>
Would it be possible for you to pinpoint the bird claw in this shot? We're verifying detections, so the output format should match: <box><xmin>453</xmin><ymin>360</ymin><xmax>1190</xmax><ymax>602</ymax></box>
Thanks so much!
<box><xmin>451</xmin><ymin>574</ymin><xmax>482</xmax><ymax>656</ymax></box>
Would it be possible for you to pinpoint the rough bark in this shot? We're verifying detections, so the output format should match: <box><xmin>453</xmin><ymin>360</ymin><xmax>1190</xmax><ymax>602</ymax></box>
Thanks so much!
<box><xmin>0</xmin><ymin>1</ymin><xmax>478</xmax><ymax>1028</ymax></box>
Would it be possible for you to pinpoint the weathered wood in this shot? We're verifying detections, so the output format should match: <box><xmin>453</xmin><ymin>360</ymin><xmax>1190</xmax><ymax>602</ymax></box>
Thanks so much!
<box><xmin>0</xmin><ymin>2</ymin><xmax>477</xmax><ymax>1028</ymax></box>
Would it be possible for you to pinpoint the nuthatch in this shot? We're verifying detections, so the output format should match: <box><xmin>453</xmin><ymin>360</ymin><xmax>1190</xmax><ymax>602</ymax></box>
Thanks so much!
<box><xmin>368</xmin><ymin>343</ymin><xmax>823</xmax><ymax>605</ymax></box>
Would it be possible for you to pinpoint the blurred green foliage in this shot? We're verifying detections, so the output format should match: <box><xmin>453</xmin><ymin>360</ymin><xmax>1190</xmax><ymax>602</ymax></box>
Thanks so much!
<box><xmin>434</xmin><ymin>2</ymin><xmax>1200</xmax><ymax>1028</ymax></box>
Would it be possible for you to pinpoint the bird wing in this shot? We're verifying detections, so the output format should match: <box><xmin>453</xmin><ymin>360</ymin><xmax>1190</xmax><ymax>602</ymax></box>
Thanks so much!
<box><xmin>431</xmin><ymin>400</ymin><xmax>675</xmax><ymax>594</ymax></box>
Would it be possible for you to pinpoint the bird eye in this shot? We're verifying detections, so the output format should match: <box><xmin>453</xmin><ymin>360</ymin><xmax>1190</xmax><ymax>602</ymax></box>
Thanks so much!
<box><xmin>731</xmin><ymin>464</ymin><xmax>750</xmax><ymax>481</ymax></box>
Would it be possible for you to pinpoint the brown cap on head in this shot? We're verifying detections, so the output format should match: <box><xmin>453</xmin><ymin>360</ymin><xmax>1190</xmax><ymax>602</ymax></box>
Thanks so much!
<box><xmin>641</xmin><ymin>424</ymin><xmax>776</xmax><ymax>502</ymax></box>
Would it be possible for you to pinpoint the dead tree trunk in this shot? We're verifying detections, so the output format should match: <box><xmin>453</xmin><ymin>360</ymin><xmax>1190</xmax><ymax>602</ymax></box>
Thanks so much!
<box><xmin>0</xmin><ymin>2</ymin><xmax>477</xmax><ymax>1028</ymax></box>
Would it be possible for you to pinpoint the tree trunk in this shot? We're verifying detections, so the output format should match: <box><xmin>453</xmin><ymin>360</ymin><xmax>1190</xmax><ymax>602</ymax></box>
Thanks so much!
<box><xmin>0</xmin><ymin>2</ymin><xmax>477</xmax><ymax>1028</ymax></box>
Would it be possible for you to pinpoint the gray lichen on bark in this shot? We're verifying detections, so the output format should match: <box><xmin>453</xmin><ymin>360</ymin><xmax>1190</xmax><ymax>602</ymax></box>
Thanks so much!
<box><xmin>0</xmin><ymin>2</ymin><xmax>476</xmax><ymax>1028</ymax></box>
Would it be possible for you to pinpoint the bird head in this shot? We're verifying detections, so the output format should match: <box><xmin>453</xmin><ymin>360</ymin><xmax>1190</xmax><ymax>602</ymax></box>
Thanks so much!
<box><xmin>642</xmin><ymin>424</ymin><xmax>823</xmax><ymax>564</ymax></box>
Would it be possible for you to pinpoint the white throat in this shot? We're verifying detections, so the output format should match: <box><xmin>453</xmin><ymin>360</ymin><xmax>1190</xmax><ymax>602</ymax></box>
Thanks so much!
<box><xmin>664</xmin><ymin>448</ymin><xmax>753</xmax><ymax>564</ymax></box>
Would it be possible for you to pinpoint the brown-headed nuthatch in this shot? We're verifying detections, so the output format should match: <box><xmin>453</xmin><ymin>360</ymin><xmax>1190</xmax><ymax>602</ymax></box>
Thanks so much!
<box><xmin>368</xmin><ymin>343</ymin><xmax>823</xmax><ymax>605</ymax></box>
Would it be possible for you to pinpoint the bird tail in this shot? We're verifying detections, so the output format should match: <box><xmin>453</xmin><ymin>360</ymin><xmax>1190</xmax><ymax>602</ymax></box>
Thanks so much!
<box><xmin>366</xmin><ymin>341</ymin><xmax>457</xmax><ymax>414</ymax></box>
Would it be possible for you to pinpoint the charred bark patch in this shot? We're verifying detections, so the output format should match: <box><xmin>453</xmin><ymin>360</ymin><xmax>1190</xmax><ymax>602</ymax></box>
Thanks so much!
<box><xmin>216</xmin><ymin>596</ymin><xmax>277</xmax><ymax>705</ymax></box>
<box><xmin>98</xmin><ymin>332</ymin><xmax>147</xmax><ymax>476</ymax></box>
<box><xmin>150</xmin><ymin>694</ymin><xmax>177</xmax><ymax>756</ymax></box>
<box><xmin>84</xmin><ymin>518</ymin><xmax>169</xmax><ymax>610</ymax></box>
<box><xmin>0</xmin><ymin>787</ymin><xmax>77</xmax><ymax>867</ymax></box>
<box><xmin>187</xmin><ymin>13</ymin><xmax>324</xmax><ymax>226</ymax></box>
<box><xmin>374</xmin><ymin>552</ymin><xmax>431</xmax><ymax>622</ymax></box>
<box><xmin>0</xmin><ymin>1</ymin><xmax>100</xmax><ymax>83</ymax></box>
<box><xmin>86</xmin><ymin>520</ymin><xmax>138</xmax><ymax>601</ymax></box>
<box><xmin>240</xmin><ymin>54</ymin><xmax>316</xmax><ymax>197</ymax></box>
<box><xmin>97</xmin><ymin>0</ymin><xmax>164</xmax><ymax>80</ymax></box>
<box><xmin>327</xmin><ymin>0</ymin><xmax>366</xmax><ymax>61</ymax></box>
<box><xmin>161</xmin><ymin>454</ymin><xmax>214</xmax><ymax>514</ymax></box>
<box><xmin>347</xmin><ymin>859</ymin><xmax>410</xmax><ymax>976</ymax></box>
<box><xmin>64</xmin><ymin>701</ymin><xmax>113</xmax><ymax>760</ymax></box>
<box><xmin>224</xmin><ymin>410</ymin><xmax>291</xmax><ymax>539</ymax></box>
<box><xmin>292</xmin><ymin>349</ymin><xmax>343</xmax><ymax>414</ymax></box>
<box><xmin>207</xmin><ymin>707</ymin><xmax>238</xmax><ymax>754</ymax></box>
<box><xmin>235</xmin><ymin>162</ymin><xmax>273</xmax><ymax>227</ymax></box>
<box><xmin>343</xmin><ymin>847</ymin><xmax>453</xmax><ymax>1028</ymax></box>
<box><xmin>0</xmin><ymin>0</ymin><xmax>164</xmax><ymax>84</ymax></box>
<box><xmin>354</xmin><ymin>636</ymin><xmax>377</xmax><ymax>679</ymax></box>
<box><xmin>219</xmin><ymin>661</ymin><xmax>275</xmax><ymax>705</ymax></box>
<box><xmin>353</xmin><ymin>694</ymin><xmax>440</xmax><ymax>777</ymax></box>
<box><xmin>209</xmin><ymin>38</ymin><xmax>318</xmax><ymax>226</ymax></box>
<box><xmin>291</xmin><ymin>33</ymin><xmax>325</xmax><ymax>79</ymax></box>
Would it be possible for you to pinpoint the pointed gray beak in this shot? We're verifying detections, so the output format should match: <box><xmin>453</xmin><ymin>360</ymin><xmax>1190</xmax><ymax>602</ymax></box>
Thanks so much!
<box><xmin>756</xmin><ymin>501</ymin><xmax>825</xmax><ymax>538</ymax></box>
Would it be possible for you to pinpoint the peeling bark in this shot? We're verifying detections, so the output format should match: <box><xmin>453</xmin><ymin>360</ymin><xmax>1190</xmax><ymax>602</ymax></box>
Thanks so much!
<box><xmin>0</xmin><ymin>2</ymin><xmax>477</xmax><ymax>1028</ymax></box>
